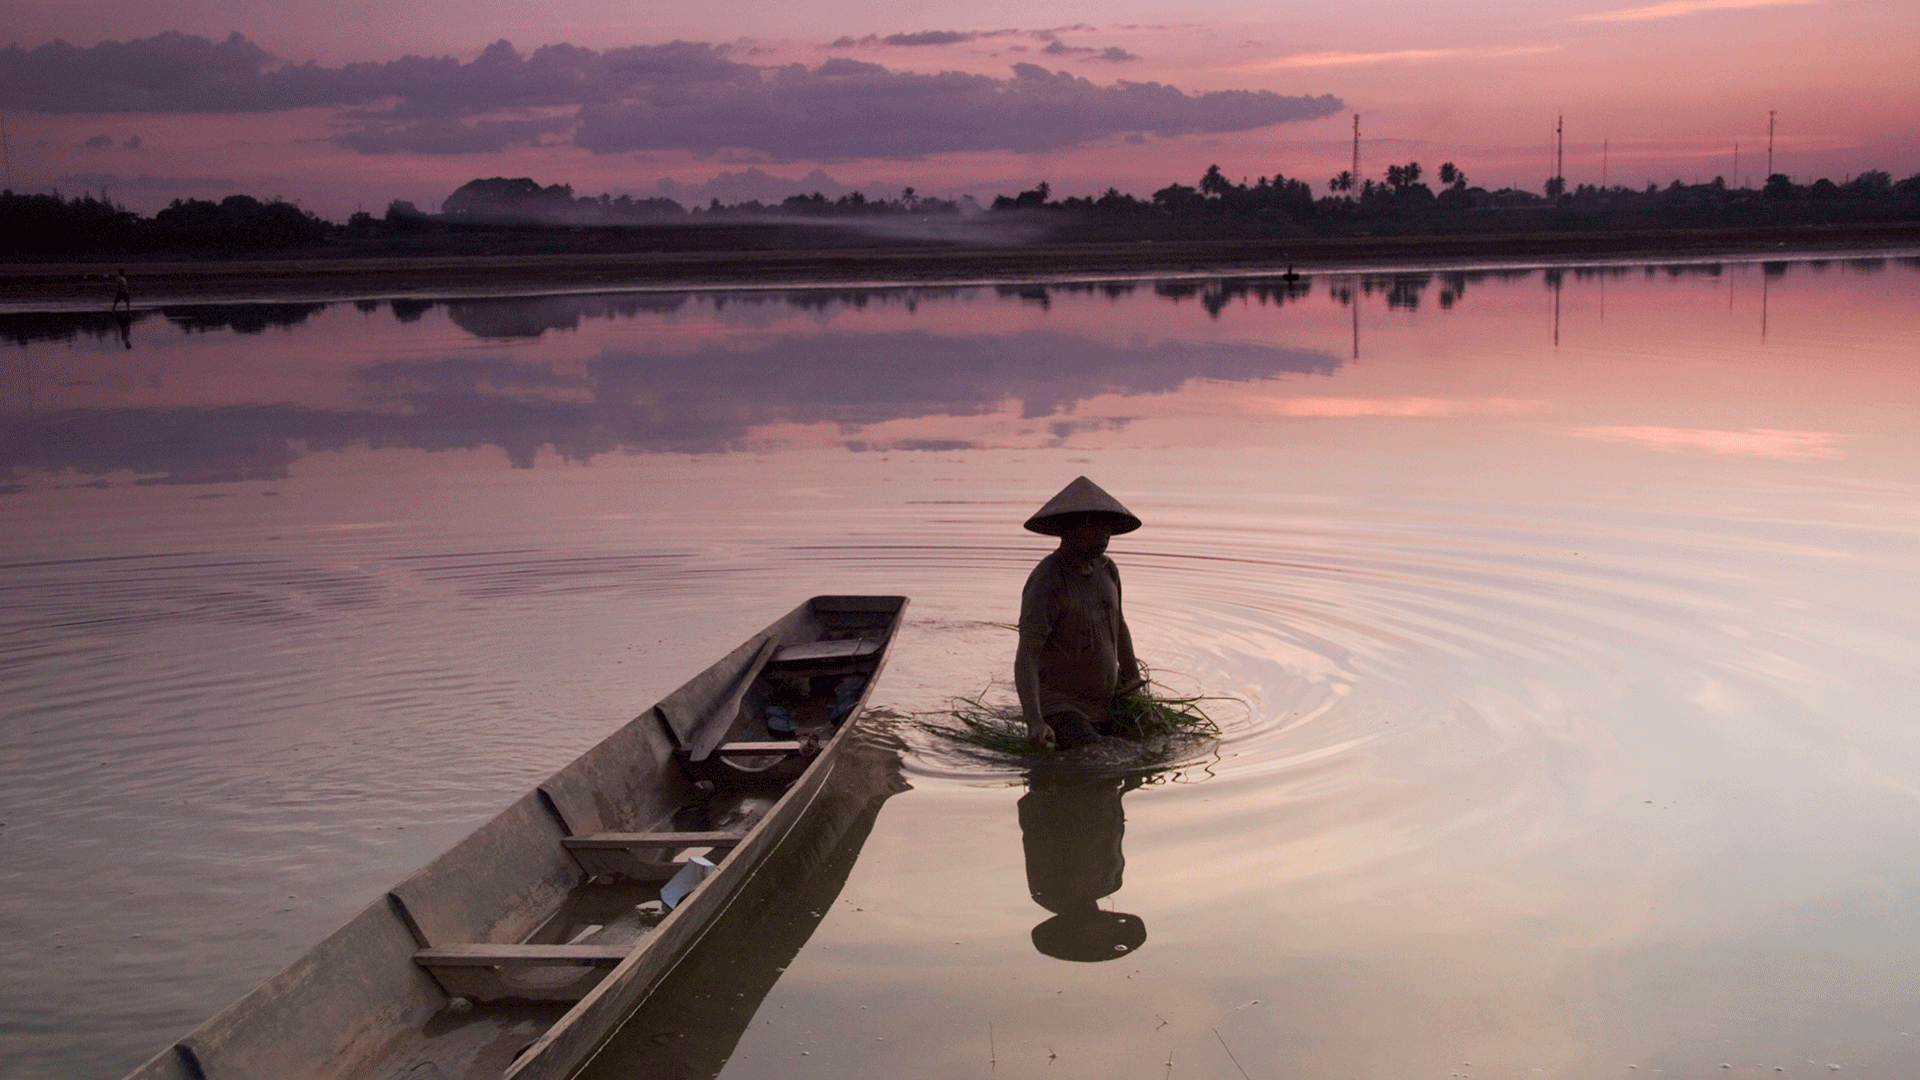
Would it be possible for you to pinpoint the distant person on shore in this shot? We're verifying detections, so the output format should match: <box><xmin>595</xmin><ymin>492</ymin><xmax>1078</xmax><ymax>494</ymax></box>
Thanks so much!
<box><xmin>1016</xmin><ymin>476</ymin><xmax>1146</xmax><ymax>751</ymax></box>
<box><xmin>110</xmin><ymin>268</ymin><xmax>131</xmax><ymax>311</ymax></box>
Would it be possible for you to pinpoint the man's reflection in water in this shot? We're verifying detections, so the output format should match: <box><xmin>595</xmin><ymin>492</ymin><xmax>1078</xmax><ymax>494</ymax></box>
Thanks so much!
<box><xmin>1019</xmin><ymin>766</ymin><xmax>1149</xmax><ymax>961</ymax></box>
<box><xmin>114</xmin><ymin>310</ymin><xmax>132</xmax><ymax>350</ymax></box>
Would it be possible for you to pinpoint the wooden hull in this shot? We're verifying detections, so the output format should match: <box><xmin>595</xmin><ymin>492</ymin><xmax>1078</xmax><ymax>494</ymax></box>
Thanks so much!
<box><xmin>572</xmin><ymin>727</ymin><xmax>910</xmax><ymax>1079</ymax></box>
<box><xmin>122</xmin><ymin>595</ymin><xmax>908</xmax><ymax>1080</ymax></box>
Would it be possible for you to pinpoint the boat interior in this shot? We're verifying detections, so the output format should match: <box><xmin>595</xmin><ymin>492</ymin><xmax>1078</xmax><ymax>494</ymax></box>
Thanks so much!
<box><xmin>126</xmin><ymin>596</ymin><xmax>905</xmax><ymax>1080</ymax></box>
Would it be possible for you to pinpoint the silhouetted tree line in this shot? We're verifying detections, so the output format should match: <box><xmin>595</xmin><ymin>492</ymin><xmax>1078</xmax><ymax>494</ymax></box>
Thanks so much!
<box><xmin>8</xmin><ymin>162</ymin><xmax>1919</xmax><ymax>260</ymax></box>
<box><xmin>3</xmin><ymin>176</ymin><xmax>974</xmax><ymax>258</ymax></box>
<box><xmin>325</xmin><ymin>178</ymin><xmax>975</xmax><ymax>250</ymax></box>
<box><xmin>1</xmin><ymin>189</ymin><xmax>332</xmax><ymax>257</ymax></box>
<box><xmin>417</xmin><ymin>176</ymin><xmax>966</xmax><ymax>225</ymax></box>
<box><xmin>722</xmin><ymin>186</ymin><xmax>964</xmax><ymax>218</ymax></box>
<box><xmin>989</xmin><ymin>163</ymin><xmax>1920</xmax><ymax>240</ymax></box>
<box><xmin>428</xmin><ymin>177</ymin><xmax>688</xmax><ymax>225</ymax></box>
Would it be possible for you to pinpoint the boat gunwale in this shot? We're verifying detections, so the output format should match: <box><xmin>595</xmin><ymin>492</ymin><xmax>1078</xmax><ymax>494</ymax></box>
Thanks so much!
<box><xmin>115</xmin><ymin>594</ymin><xmax>908</xmax><ymax>1080</ymax></box>
<box><xmin>504</xmin><ymin>594</ymin><xmax>907</xmax><ymax>1079</ymax></box>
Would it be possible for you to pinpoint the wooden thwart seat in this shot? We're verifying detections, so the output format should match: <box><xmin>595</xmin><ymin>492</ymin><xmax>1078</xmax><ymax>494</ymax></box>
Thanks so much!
<box><xmin>717</xmin><ymin>741</ymin><xmax>803</xmax><ymax>755</ymax></box>
<box><xmin>562</xmin><ymin>831</ymin><xmax>745</xmax><ymax>851</ymax></box>
<box><xmin>769</xmin><ymin>638</ymin><xmax>881</xmax><ymax>664</ymax></box>
<box><xmin>413</xmin><ymin>943</ymin><xmax>631</xmax><ymax>967</ymax></box>
<box><xmin>413</xmin><ymin>942</ymin><xmax>633</xmax><ymax>1003</ymax></box>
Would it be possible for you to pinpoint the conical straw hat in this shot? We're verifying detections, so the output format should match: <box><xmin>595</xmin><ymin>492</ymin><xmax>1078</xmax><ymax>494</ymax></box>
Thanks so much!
<box><xmin>1023</xmin><ymin>476</ymin><xmax>1141</xmax><ymax>536</ymax></box>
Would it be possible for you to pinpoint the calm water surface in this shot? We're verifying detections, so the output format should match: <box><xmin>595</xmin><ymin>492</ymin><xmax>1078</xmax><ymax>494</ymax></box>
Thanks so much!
<box><xmin>4</xmin><ymin>258</ymin><xmax>1920</xmax><ymax>1080</ymax></box>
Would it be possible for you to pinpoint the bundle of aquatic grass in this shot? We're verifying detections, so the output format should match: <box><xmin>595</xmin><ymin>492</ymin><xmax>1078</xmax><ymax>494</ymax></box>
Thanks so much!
<box><xmin>924</xmin><ymin>677</ymin><xmax>1223</xmax><ymax>757</ymax></box>
<box><xmin>1107</xmin><ymin>686</ymin><xmax>1222</xmax><ymax>740</ymax></box>
<box><xmin>923</xmin><ymin>696</ymin><xmax>1037</xmax><ymax>756</ymax></box>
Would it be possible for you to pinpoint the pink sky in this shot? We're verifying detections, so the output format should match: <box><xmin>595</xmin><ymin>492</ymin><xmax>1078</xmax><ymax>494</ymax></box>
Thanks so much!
<box><xmin>4</xmin><ymin>0</ymin><xmax>1915</xmax><ymax>218</ymax></box>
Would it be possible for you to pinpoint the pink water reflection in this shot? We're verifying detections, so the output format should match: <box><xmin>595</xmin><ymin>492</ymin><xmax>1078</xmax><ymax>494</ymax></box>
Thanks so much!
<box><xmin>5</xmin><ymin>259</ymin><xmax>1918</xmax><ymax>487</ymax></box>
<box><xmin>5</xmin><ymin>258</ymin><xmax>1920</xmax><ymax>1080</ymax></box>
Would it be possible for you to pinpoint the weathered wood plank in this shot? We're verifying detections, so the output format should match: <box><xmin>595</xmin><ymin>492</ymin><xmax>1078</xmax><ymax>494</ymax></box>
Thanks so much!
<box><xmin>770</xmin><ymin>638</ymin><xmax>881</xmax><ymax>664</ymax></box>
<box><xmin>563</xmin><ymin>831</ymin><xmax>745</xmax><ymax>850</ymax></box>
<box><xmin>386</xmin><ymin>792</ymin><xmax>583</xmax><ymax>950</ymax></box>
<box><xmin>502</xmin><ymin>736</ymin><xmax>853</xmax><ymax>1080</ymax></box>
<box><xmin>537</xmin><ymin>715</ymin><xmax>686</xmax><ymax>837</ymax></box>
<box><xmin>570</xmin><ymin>856</ymin><xmax>689</xmax><ymax>883</ymax></box>
<box><xmin>134</xmin><ymin>896</ymin><xmax>447</xmax><ymax>1080</ymax></box>
<box><xmin>716</xmin><ymin>741</ymin><xmax>803</xmax><ymax>755</ymax></box>
<box><xmin>414</xmin><ymin>944</ymin><xmax>631</xmax><ymax>967</ymax></box>
<box><xmin>677</xmin><ymin>636</ymin><xmax>785</xmax><ymax>762</ymax></box>
<box><xmin>118</xmin><ymin>595</ymin><xmax>909</xmax><ymax>1080</ymax></box>
<box><xmin>500</xmin><ymin>599</ymin><xmax>907</xmax><ymax>1080</ymax></box>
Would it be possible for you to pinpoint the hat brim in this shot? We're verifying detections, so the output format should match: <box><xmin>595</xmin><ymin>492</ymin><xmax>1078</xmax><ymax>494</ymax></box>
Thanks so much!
<box><xmin>1023</xmin><ymin>477</ymin><xmax>1141</xmax><ymax>536</ymax></box>
<box><xmin>1023</xmin><ymin>509</ymin><xmax>1142</xmax><ymax>537</ymax></box>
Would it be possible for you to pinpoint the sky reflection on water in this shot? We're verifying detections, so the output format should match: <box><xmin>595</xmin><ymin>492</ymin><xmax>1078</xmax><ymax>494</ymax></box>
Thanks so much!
<box><xmin>6</xmin><ymin>257</ymin><xmax>1918</xmax><ymax>490</ymax></box>
<box><xmin>3</xmin><ymin>257</ymin><xmax>1920</xmax><ymax>1080</ymax></box>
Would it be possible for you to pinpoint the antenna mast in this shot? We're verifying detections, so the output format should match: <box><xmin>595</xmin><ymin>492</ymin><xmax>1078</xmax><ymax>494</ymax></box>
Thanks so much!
<box><xmin>1767</xmin><ymin>110</ymin><xmax>1776</xmax><ymax>177</ymax></box>
<box><xmin>1351</xmin><ymin>113</ymin><xmax>1360</xmax><ymax>194</ymax></box>
<box><xmin>1556</xmin><ymin>114</ymin><xmax>1564</xmax><ymax>188</ymax></box>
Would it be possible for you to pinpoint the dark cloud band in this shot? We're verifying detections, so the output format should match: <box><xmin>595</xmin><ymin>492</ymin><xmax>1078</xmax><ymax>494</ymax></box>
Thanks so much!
<box><xmin>883</xmin><ymin>31</ymin><xmax>977</xmax><ymax>46</ymax></box>
<box><xmin>576</xmin><ymin>60</ymin><xmax>1340</xmax><ymax>159</ymax></box>
<box><xmin>0</xmin><ymin>33</ymin><xmax>1341</xmax><ymax>159</ymax></box>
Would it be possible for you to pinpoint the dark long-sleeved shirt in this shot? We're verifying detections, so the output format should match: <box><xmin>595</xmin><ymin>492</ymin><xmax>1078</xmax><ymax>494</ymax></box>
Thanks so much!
<box><xmin>1018</xmin><ymin>551</ymin><xmax>1128</xmax><ymax>723</ymax></box>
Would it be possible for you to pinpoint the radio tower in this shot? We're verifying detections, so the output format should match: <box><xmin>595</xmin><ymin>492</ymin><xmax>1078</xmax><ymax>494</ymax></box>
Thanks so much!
<box><xmin>1351</xmin><ymin>113</ymin><xmax>1360</xmax><ymax>195</ymax></box>
<box><xmin>1767</xmin><ymin>110</ymin><xmax>1776</xmax><ymax>177</ymax></box>
<box><xmin>1556</xmin><ymin>114</ymin><xmax>1564</xmax><ymax>187</ymax></box>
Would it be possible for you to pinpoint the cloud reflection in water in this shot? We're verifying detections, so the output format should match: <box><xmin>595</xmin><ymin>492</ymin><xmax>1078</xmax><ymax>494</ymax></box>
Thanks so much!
<box><xmin>1</xmin><ymin>292</ymin><xmax>1341</xmax><ymax>483</ymax></box>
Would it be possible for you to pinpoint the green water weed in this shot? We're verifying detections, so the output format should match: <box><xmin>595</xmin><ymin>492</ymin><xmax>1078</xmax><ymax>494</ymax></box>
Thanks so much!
<box><xmin>922</xmin><ymin>672</ymin><xmax>1224</xmax><ymax>757</ymax></box>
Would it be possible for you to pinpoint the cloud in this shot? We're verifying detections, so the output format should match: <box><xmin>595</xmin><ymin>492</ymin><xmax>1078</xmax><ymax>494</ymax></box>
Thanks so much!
<box><xmin>2</xmin><ymin>33</ymin><xmax>1338</xmax><ymax>159</ymax></box>
<box><xmin>335</xmin><ymin>115</ymin><xmax>574</xmax><ymax>154</ymax></box>
<box><xmin>1253</xmin><ymin>397</ymin><xmax>1543</xmax><ymax>417</ymax></box>
<box><xmin>0</xmin><ymin>34</ymin><xmax>746</xmax><ymax>116</ymax></box>
<box><xmin>0</xmin><ymin>314</ymin><xmax>1343</xmax><ymax>471</ymax></box>
<box><xmin>123</xmin><ymin>135</ymin><xmax>142</xmax><ymax>149</ymax></box>
<box><xmin>1248</xmin><ymin>45</ymin><xmax>1561</xmax><ymax>69</ymax></box>
<box><xmin>1</xmin><ymin>31</ymin><xmax>328</xmax><ymax>113</ymax></box>
<box><xmin>882</xmin><ymin>31</ymin><xmax>977</xmax><ymax>46</ymax></box>
<box><xmin>1574</xmin><ymin>0</ymin><xmax>1820</xmax><ymax>22</ymax></box>
<box><xmin>55</xmin><ymin>171</ymin><xmax>236</xmax><ymax>191</ymax></box>
<box><xmin>83</xmin><ymin>134</ymin><xmax>112</xmax><ymax>148</ymax></box>
<box><xmin>1040</xmin><ymin>41</ymin><xmax>1140</xmax><ymax>61</ymax></box>
<box><xmin>1563</xmin><ymin>426</ymin><xmax>1843</xmax><ymax>459</ymax></box>
<box><xmin>576</xmin><ymin>60</ymin><xmax>1340</xmax><ymax>160</ymax></box>
<box><xmin>830</xmin><ymin>29</ymin><xmax>1024</xmax><ymax>48</ymax></box>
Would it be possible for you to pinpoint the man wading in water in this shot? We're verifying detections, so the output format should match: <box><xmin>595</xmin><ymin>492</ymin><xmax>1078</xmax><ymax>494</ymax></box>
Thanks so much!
<box><xmin>1017</xmin><ymin>477</ymin><xmax>1146</xmax><ymax>751</ymax></box>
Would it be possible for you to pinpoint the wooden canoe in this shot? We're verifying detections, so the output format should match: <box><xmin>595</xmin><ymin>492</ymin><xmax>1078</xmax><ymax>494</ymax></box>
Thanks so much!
<box><xmin>121</xmin><ymin>595</ymin><xmax>909</xmax><ymax>1080</ymax></box>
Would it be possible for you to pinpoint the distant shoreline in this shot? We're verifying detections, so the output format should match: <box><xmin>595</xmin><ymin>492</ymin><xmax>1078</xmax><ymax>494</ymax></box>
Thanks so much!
<box><xmin>5</xmin><ymin>222</ymin><xmax>1917</xmax><ymax>311</ymax></box>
